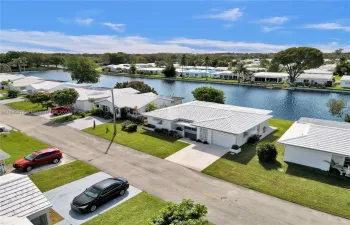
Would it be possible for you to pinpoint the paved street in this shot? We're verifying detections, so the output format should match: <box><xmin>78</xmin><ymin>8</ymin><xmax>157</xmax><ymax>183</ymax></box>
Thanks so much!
<box><xmin>0</xmin><ymin>104</ymin><xmax>348</xmax><ymax>225</ymax></box>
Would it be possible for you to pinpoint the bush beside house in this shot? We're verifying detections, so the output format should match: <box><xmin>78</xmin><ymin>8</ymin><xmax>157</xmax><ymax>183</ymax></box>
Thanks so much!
<box><xmin>256</xmin><ymin>143</ymin><xmax>278</xmax><ymax>162</ymax></box>
<box><xmin>7</xmin><ymin>90</ymin><xmax>20</xmax><ymax>98</ymax></box>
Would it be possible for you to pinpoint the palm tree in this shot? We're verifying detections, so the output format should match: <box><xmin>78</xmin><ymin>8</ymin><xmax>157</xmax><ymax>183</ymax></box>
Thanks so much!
<box><xmin>234</xmin><ymin>62</ymin><xmax>249</xmax><ymax>83</ymax></box>
<box><xmin>194</xmin><ymin>56</ymin><xmax>202</xmax><ymax>70</ymax></box>
<box><xmin>203</xmin><ymin>56</ymin><xmax>211</xmax><ymax>81</ymax></box>
<box><xmin>1</xmin><ymin>80</ymin><xmax>13</xmax><ymax>90</ymax></box>
<box><xmin>180</xmin><ymin>54</ymin><xmax>187</xmax><ymax>79</ymax></box>
<box><xmin>10</xmin><ymin>57</ymin><xmax>27</xmax><ymax>72</ymax></box>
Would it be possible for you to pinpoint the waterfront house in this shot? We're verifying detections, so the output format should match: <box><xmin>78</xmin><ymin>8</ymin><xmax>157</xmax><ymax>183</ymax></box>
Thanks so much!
<box><xmin>278</xmin><ymin>118</ymin><xmax>350</xmax><ymax>173</ymax></box>
<box><xmin>176</xmin><ymin>69</ymin><xmax>214</xmax><ymax>78</ymax></box>
<box><xmin>0</xmin><ymin>173</ymin><xmax>52</xmax><ymax>225</ymax></box>
<box><xmin>9</xmin><ymin>76</ymin><xmax>44</xmax><ymax>92</ymax></box>
<box><xmin>295</xmin><ymin>73</ymin><xmax>333</xmax><ymax>85</ymax></box>
<box><xmin>340</xmin><ymin>76</ymin><xmax>350</xmax><ymax>88</ymax></box>
<box><xmin>142</xmin><ymin>101</ymin><xmax>273</xmax><ymax>148</ymax></box>
<box><xmin>251</xmin><ymin>72</ymin><xmax>289</xmax><ymax>83</ymax></box>
<box><xmin>136</xmin><ymin>67</ymin><xmax>164</xmax><ymax>75</ymax></box>
<box><xmin>212</xmin><ymin>71</ymin><xmax>238</xmax><ymax>80</ymax></box>
<box><xmin>0</xmin><ymin>73</ymin><xmax>25</xmax><ymax>89</ymax></box>
<box><xmin>26</xmin><ymin>81</ymin><xmax>91</xmax><ymax>94</ymax></box>
<box><xmin>303</xmin><ymin>68</ymin><xmax>333</xmax><ymax>75</ymax></box>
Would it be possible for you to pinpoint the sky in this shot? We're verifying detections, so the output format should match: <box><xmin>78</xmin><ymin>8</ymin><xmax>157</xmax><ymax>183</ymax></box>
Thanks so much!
<box><xmin>0</xmin><ymin>0</ymin><xmax>349</xmax><ymax>54</ymax></box>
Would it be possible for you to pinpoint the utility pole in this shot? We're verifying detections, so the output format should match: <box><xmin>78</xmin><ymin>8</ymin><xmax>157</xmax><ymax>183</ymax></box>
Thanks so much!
<box><xmin>111</xmin><ymin>89</ymin><xmax>117</xmax><ymax>136</ymax></box>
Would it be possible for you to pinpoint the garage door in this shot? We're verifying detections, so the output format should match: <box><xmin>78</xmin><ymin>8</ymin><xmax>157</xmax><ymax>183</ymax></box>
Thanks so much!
<box><xmin>212</xmin><ymin>131</ymin><xmax>235</xmax><ymax>148</ymax></box>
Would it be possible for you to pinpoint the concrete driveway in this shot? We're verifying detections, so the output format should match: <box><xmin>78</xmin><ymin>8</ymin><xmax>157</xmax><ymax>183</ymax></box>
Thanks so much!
<box><xmin>0</xmin><ymin>97</ymin><xmax>25</xmax><ymax>104</ymax></box>
<box><xmin>63</xmin><ymin>116</ymin><xmax>110</xmax><ymax>130</ymax></box>
<box><xmin>34</xmin><ymin>111</ymin><xmax>72</xmax><ymax>120</ymax></box>
<box><xmin>44</xmin><ymin>172</ymin><xmax>142</xmax><ymax>225</ymax></box>
<box><xmin>165</xmin><ymin>139</ymin><xmax>230</xmax><ymax>171</ymax></box>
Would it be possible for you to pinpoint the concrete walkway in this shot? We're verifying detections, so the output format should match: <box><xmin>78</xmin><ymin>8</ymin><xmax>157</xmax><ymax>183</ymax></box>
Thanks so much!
<box><xmin>63</xmin><ymin>116</ymin><xmax>110</xmax><ymax>130</ymax></box>
<box><xmin>0</xmin><ymin>104</ymin><xmax>348</xmax><ymax>225</ymax></box>
<box><xmin>44</xmin><ymin>172</ymin><xmax>141</xmax><ymax>225</ymax></box>
<box><xmin>166</xmin><ymin>139</ymin><xmax>230</xmax><ymax>171</ymax></box>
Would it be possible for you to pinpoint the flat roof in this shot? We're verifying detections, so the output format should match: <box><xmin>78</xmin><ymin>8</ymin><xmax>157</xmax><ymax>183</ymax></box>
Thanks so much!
<box><xmin>0</xmin><ymin>174</ymin><xmax>52</xmax><ymax>218</ymax></box>
<box><xmin>29</xmin><ymin>81</ymin><xmax>63</xmax><ymax>90</ymax></box>
<box><xmin>0</xmin><ymin>74</ymin><xmax>25</xmax><ymax>82</ymax></box>
<box><xmin>340</xmin><ymin>76</ymin><xmax>350</xmax><ymax>81</ymax></box>
<box><xmin>11</xmin><ymin>76</ymin><xmax>44</xmax><ymax>87</ymax></box>
<box><xmin>297</xmin><ymin>73</ymin><xmax>333</xmax><ymax>80</ymax></box>
<box><xmin>278</xmin><ymin>118</ymin><xmax>350</xmax><ymax>156</ymax></box>
<box><xmin>253</xmin><ymin>72</ymin><xmax>289</xmax><ymax>78</ymax></box>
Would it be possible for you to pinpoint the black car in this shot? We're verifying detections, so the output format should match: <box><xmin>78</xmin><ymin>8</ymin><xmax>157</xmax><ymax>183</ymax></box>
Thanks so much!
<box><xmin>71</xmin><ymin>177</ymin><xmax>129</xmax><ymax>213</ymax></box>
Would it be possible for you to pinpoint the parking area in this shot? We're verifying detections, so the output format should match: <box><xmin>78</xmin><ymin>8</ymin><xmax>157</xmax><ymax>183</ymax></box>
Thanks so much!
<box><xmin>44</xmin><ymin>172</ymin><xmax>142</xmax><ymax>225</ymax></box>
<box><xmin>165</xmin><ymin>139</ymin><xmax>230</xmax><ymax>171</ymax></box>
<box><xmin>63</xmin><ymin>116</ymin><xmax>110</xmax><ymax>130</ymax></box>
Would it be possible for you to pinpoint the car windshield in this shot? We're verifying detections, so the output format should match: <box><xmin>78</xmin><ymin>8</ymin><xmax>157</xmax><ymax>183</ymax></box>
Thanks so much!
<box><xmin>24</xmin><ymin>153</ymin><xmax>37</xmax><ymax>161</ymax></box>
<box><xmin>84</xmin><ymin>186</ymin><xmax>101</xmax><ymax>198</ymax></box>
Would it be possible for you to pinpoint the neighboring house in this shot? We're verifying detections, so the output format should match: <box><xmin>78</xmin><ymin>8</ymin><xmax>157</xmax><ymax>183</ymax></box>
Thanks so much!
<box><xmin>136</xmin><ymin>67</ymin><xmax>163</xmax><ymax>75</ymax></box>
<box><xmin>295</xmin><ymin>73</ymin><xmax>334</xmax><ymax>85</ymax></box>
<box><xmin>72</xmin><ymin>88</ymin><xmax>111</xmax><ymax>112</ymax></box>
<box><xmin>278</xmin><ymin>117</ymin><xmax>350</xmax><ymax>171</ymax></box>
<box><xmin>104</xmin><ymin>64</ymin><xmax>130</xmax><ymax>73</ymax></box>
<box><xmin>246</xmin><ymin>67</ymin><xmax>267</xmax><ymax>73</ymax></box>
<box><xmin>27</xmin><ymin>82</ymin><xmax>91</xmax><ymax>93</ymax></box>
<box><xmin>0</xmin><ymin>73</ymin><xmax>25</xmax><ymax>89</ymax></box>
<box><xmin>251</xmin><ymin>72</ymin><xmax>289</xmax><ymax>83</ymax></box>
<box><xmin>176</xmin><ymin>69</ymin><xmax>215</xmax><ymax>78</ymax></box>
<box><xmin>142</xmin><ymin>101</ymin><xmax>273</xmax><ymax>148</ymax></box>
<box><xmin>0</xmin><ymin>173</ymin><xmax>52</xmax><ymax>225</ymax></box>
<box><xmin>303</xmin><ymin>68</ymin><xmax>333</xmax><ymax>75</ymax></box>
<box><xmin>212</xmin><ymin>71</ymin><xmax>237</xmax><ymax>80</ymax></box>
<box><xmin>340</xmin><ymin>76</ymin><xmax>350</xmax><ymax>88</ymax></box>
<box><xmin>9</xmin><ymin>76</ymin><xmax>44</xmax><ymax>92</ymax></box>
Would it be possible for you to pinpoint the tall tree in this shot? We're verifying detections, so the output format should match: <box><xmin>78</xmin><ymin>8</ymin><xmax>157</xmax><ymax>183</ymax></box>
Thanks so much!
<box><xmin>65</xmin><ymin>56</ymin><xmax>100</xmax><ymax>84</ymax></box>
<box><xmin>192</xmin><ymin>86</ymin><xmax>225</xmax><ymax>103</ymax></box>
<box><xmin>50</xmin><ymin>55</ymin><xmax>65</xmax><ymax>68</ymax></box>
<box><xmin>10</xmin><ymin>57</ymin><xmax>27</xmax><ymax>72</ymax></box>
<box><xmin>180</xmin><ymin>54</ymin><xmax>187</xmax><ymax>79</ymax></box>
<box><xmin>51</xmin><ymin>88</ymin><xmax>79</xmax><ymax>106</ymax></box>
<box><xmin>273</xmin><ymin>47</ymin><xmax>324</xmax><ymax>83</ymax></box>
<box><xmin>203</xmin><ymin>55</ymin><xmax>211</xmax><ymax>81</ymax></box>
<box><xmin>28</xmin><ymin>92</ymin><xmax>52</xmax><ymax>109</ymax></box>
<box><xmin>234</xmin><ymin>62</ymin><xmax>249</xmax><ymax>83</ymax></box>
<box><xmin>130</xmin><ymin>64</ymin><xmax>136</xmax><ymax>74</ymax></box>
<box><xmin>162</xmin><ymin>63</ymin><xmax>176</xmax><ymax>78</ymax></box>
<box><xmin>114</xmin><ymin>81</ymin><xmax>158</xmax><ymax>94</ymax></box>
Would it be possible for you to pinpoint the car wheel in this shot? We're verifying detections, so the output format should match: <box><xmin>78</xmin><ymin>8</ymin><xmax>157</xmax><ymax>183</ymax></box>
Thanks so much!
<box><xmin>52</xmin><ymin>158</ymin><xmax>60</xmax><ymax>164</ymax></box>
<box><xmin>120</xmin><ymin>189</ymin><xmax>125</xmax><ymax>196</ymax></box>
<box><xmin>26</xmin><ymin>166</ymin><xmax>33</xmax><ymax>172</ymax></box>
<box><xmin>90</xmin><ymin>204</ymin><xmax>97</xmax><ymax>212</ymax></box>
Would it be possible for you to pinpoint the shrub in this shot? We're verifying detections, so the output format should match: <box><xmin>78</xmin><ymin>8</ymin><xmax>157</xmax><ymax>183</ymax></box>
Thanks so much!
<box><xmin>196</xmin><ymin>139</ymin><xmax>202</xmax><ymax>143</ymax></box>
<box><xmin>89</xmin><ymin>107</ymin><xmax>103</xmax><ymax>116</ymax></box>
<box><xmin>103</xmin><ymin>111</ymin><xmax>113</xmax><ymax>119</ymax></box>
<box><xmin>231</xmin><ymin>144</ymin><xmax>240</xmax><ymax>150</ymax></box>
<box><xmin>169</xmin><ymin>130</ymin><xmax>177</xmax><ymax>136</ymax></box>
<box><xmin>7</xmin><ymin>90</ymin><xmax>20</xmax><ymax>98</ymax></box>
<box><xmin>144</xmin><ymin>123</ymin><xmax>156</xmax><ymax>129</ymax></box>
<box><xmin>154</xmin><ymin>128</ymin><xmax>162</xmax><ymax>133</ymax></box>
<box><xmin>173</xmin><ymin>133</ymin><xmax>182</xmax><ymax>139</ymax></box>
<box><xmin>247</xmin><ymin>134</ymin><xmax>260</xmax><ymax>144</ymax></box>
<box><xmin>203</xmin><ymin>141</ymin><xmax>208</xmax><ymax>144</ymax></box>
<box><xmin>122</xmin><ymin>120</ymin><xmax>137</xmax><ymax>132</ymax></box>
<box><xmin>296</xmin><ymin>82</ymin><xmax>304</xmax><ymax>87</ymax></box>
<box><xmin>256</xmin><ymin>143</ymin><xmax>278</xmax><ymax>162</ymax></box>
<box><xmin>79</xmin><ymin>112</ymin><xmax>86</xmax><ymax>118</ymax></box>
<box><xmin>161</xmin><ymin>128</ymin><xmax>169</xmax><ymax>134</ymax></box>
<box><xmin>304</xmin><ymin>81</ymin><xmax>310</xmax><ymax>87</ymax></box>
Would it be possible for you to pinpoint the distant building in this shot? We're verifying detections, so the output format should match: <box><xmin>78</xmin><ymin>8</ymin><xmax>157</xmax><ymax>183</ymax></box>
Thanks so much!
<box><xmin>340</xmin><ymin>76</ymin><xmax>350</xmax><ymax>88</ymax></box>
<box><xmin>251</xmin><ymin>72</ymin><xmax>289</xmax><ymax>83</ymax></box>
<box><xmin>295</xmin><ymin>73</ymin><xmax>334</xmax><ymax>85</ymax></box>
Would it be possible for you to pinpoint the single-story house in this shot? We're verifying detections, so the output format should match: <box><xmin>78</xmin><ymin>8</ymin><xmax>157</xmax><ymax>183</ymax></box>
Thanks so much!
<box><xmin>27</xmin><ymin>82</ymin><xmax>91</xmax><ymax>94</ymax></box>
<box><xmin>0</xmin><ymin>73</ymin><xmax>25</xmax><ymax>89</ymax></box>
<box><xmin>340</xmin><ymin>76</ymin><xmax>350</xmax><ymax>88</ymax></box>
<box><xmin>176</xmin><ymin>69</ymin><xmax>214</xmax><ymax>78</ymax></box>
<box><xmin>246</xmin><ymin>67</ymin><xmax>267</xmax><ymax>73</ymax></box>
<box><xmin>251</xmin><ymin>72</ymin><xmax>289</xmax><ymax>83</ymax></box>
<box><xmin>142</xmin><ymin>101</ymin><xmax>273</xmax><ymax>148</ymax></box>
<box><xmin>303</xmin><ymin>68</ymin><xmax>333</xmax><ymax>75</ymax></box>
<box><xmin>0</xmin><ymin>173</ymin><xmax>52</xmax><ymax>225</ymax></box>
<box><xmin>72</xmin><ymin>88</ymin><xmax>111</xmax><ymax>112</ymax></box>
<box><xmin>9</xmin><ymin>76</ymin><xmax>44</xmax><ymax>92</ymax></box>
<box><xmin>104</xmin><ymin>64</ymin><xmax>130</xmax><ymax>73</ymax></box>
<box><xmin>278</xmin><ymin>117</ymin><xmax>350</xmax><ymax>171</ymax></box>
<box><xmin>295</xmin><ymin>73</ymin><xmax>334</xmax><ymax>85</ymax></box>
<box><xmin>212</xmin><ymin>71</ymin><xmax>238</xmax><ymax>80</ymax></box>
<box><xmin>136</xmin><ymin>67</ymin><xmax>163</xmax><ymax>75</ymax></box>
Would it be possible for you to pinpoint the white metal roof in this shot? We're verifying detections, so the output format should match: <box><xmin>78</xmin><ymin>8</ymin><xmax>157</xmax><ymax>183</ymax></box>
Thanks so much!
<box><xmin>278</xmin><ymin>118</ymin><xmax>350</xmax><ymax>156</ymax></box>
<box><xmin>142</xmin><ymin>101</ymin><xmax>272</xmax><ymax>134</ymax></box>
<box><xmin>0</xmin><ymin>74</ymin><xmax>25</xmax><ymax>82</ymax></box>
<box><xmin>0</xmin><ymin>173</ymin><xmax>52</xmax><ymax>218</ymax></box>
<box><xmin>340</xmin><ymin>76</ymin><xmax>350</xmax><ymax>81</ymax></box>
<box><xmin>11</xmin><ymin>76</ymin><xmax>44</xmax><ymax>87</ymax></box>
<box><xmin>29</xmin><ymin>81</ymin><xmax>63</xmax><ymax>91</ymax></box>
<box><xmin>303</xmin><ymin>69</ymin><xmax>333</xmax><ymax>74</ymax></box>
<box><xmin>253</xmin><ymin>72</ymin><xmax>289</xmax><ymax>78</ymax></box>
<box><xmin>103</xmin><ymin>92</ymin><xmax>158</xmax><ymax>109</ymax></box>
<box><xmin>297</xmin><ymin>73</ymin><xmax>333</xmax><ymax>80</ymax></box>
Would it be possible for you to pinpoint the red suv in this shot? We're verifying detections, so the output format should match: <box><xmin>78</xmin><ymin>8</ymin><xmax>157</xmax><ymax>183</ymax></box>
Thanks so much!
<box><xmin>13</xmin><ymin>148</ymin><xmax>63</xmax><ymax>172</ymax></box>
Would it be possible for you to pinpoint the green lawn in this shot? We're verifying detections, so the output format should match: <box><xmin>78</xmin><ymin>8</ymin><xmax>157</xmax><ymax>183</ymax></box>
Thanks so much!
<box><xmin>30</xmin><ymin>161</ymin><xmax>99</xmax><ymax>192</ymax></box>
<box><xmin>0</xmin><ymin>89</ymin><xmax>8</xmax><ymax>94</ymax></box>
<box><xmin>6</xmin><ymin>101</ymin><xmax>47</xmax><ymax>112</ymax></box>
<box><xmin>84</xmin><ymin>121</ymin><xmax>189</xmax><ymax>158</ymax></box>
<box><xmin>83</xmin><ymin>192</ymin><xmax>167</xmax><ymax>225</ymax></box>
<box><xmin>203</xmin><ymin>118</ymin><xmax>350</xmax><ymax>219</ymax></box>
<box><xmin>0</xmin><ymin>131</ymin><xmax>49</xmax><ymax>164</ymax></box>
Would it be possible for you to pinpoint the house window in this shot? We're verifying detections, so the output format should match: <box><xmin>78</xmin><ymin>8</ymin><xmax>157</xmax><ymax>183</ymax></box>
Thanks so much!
<box><xmin>344</xmin><ymin>157</ymin><xmax>350</xmax><ymax>168</ymax></box>
<box><xmin>263</xmin><ymin>127</ymin><xmax>267</xmax><ymax>133</ymax></box>
<box><xmin>102</xmin><ymin>105</ymin><xmax>109</xmax><ymax>112</ymax></box>
<box><xmin>157</xmin><ymin>120</ymin><xmax>163</xmax><ymax>125</ymax></box>
<box><xmin>243</xmin><ymin>132</ymin><xmax>248</xmax><ymax>137</ymax></box>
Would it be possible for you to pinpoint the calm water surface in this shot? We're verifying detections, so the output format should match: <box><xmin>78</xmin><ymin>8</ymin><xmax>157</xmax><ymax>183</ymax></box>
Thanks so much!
<box><xmin>24</xmin><ymin>70</ymin><xmax>350</xmax><ymax>121</ymax></box>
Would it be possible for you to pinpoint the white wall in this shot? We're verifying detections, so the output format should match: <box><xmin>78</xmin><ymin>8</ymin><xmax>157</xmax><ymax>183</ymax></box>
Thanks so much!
<box><xmin>284</xmin><ymin>145</ymin><xmax>332</xmax><ymax>171</ymax></box>
<box><xmin>73</xmin><ymin>100</ymin><xmax>94</xmax><ymax>112</ymax></box>
<box><xmin>211</xmin><ymin>130</ymin><xmax>236</xmax><ymax>148</ymax></box>
<box><xmin>340</xmin><ymin>80</ymin><xmax>350</xmax><ymax>88</ymax></box>
<box><xmin>147</xmin><ymin>117</ymin><xmax>172</xmax><ymax>130</ymax></box>
<box><xmin>295</xmin><ymin>78</ymin><xmax>331</xmax><ymax>84</ymax></box>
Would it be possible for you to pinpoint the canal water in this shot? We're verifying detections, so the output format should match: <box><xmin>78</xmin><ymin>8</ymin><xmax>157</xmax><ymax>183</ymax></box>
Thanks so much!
<box><xmin>23</xmin><ymin>70</ymin><xmax>350</xmax><ymax>121</ymax></box>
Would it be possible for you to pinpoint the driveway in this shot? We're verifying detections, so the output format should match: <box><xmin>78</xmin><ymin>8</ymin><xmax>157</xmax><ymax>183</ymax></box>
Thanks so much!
<box><xmin>63</xmin><ymin>116</ymin><xmax>110</xmax><ymax>130</ymax></box>
<box><xmin>166</xmin><ymin>139</ymin><xmax>230</xmax><ymax>171</ymax></box>
<box><xmin>1</xmin><ymin>104</ymin><xmax>349</xmax><ymax>225</ymax></box>
<box><xmin>34</xmin><ymin>111</ymin><xmax>72</xmax><ymax>120</ymax></box>
<box><xmin>44</xmin><ymin>172</ymin><xmax>142</xmax><ymax>225</ymax></box>
<box><xmin>0</xmin><ymin>97</ymin><xmax>25</xmax><ymax>104</ymax></box>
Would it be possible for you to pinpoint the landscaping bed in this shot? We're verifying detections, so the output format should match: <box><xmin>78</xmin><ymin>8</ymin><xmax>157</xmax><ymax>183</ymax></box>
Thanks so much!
<box><xmin>6</xmin><ymin>100</ymin><xmax>48</xmax><ymax>112</ymax></box>
<box><xmin>203</xmin><ymin>118</ymin><xmax>350</xmax><ymax>219</ymax></box>
<box><xmin>84</xmin><ymin>121</ymin><xmax>189</xmax><ymax>158</ymax></box>
<box><xmin>52</xmin><ymin>112</ymin><xmax>91</xmax><ymax>123</ymax></box>
<box><xmin>0</xmin><ymin>130</ymin><xmax>49</xmax><ymax>164</ymax></box>
<box><xmin>30</xmin><ymin>160</ymin><xmax>99</xmax><ymax>192</ymax></box>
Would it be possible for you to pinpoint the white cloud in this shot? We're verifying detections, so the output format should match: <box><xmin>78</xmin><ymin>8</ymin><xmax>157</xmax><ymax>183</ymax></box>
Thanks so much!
<box><xmin>223</xmin><ymin>24</ymin><xmax>232</xmax><ymax>29</ymax></box>
<box><xmin>199</xmin><ymin>8</ymin><xmax>243</xmax><ymax>21</ymax></box>
<box><xmin>1</xmin><ymin>29</ymin><xmax>348</xmax><ymax>54</ymax></box>
<box><xmin>262</xmin><ymin>26</ymin><xmax>282</xmax><ymax>32</ymax></box>
<box><xmin>257</xmin><ymin>16</ymin><xmax>289</xmax><ymax>24</ymax></box>
<box><xmin>303</xmin><ymin>23</ymin><xmax>350</xmax><ymax>31</ymax></box>
<box><xmin>75</xmin><ymin>18</ymin><xmax>94</xmax><ymax>25</ymax></box>
<box><xmin>102</xmin><ymin>22</ymin><xmax>125</xmax><ymax>32</ymax></box>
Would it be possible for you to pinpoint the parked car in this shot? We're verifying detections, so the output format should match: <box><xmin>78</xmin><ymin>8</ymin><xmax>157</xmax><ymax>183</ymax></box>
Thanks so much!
<box><xmin>71</xmin><ymin>177</ymin><xmax>129</xmax><ymax>213</ymax></box>
<box><xmin>51</xmin><ymin>106</ymin><xmax>71</xmax><ymax>115</ymax></box>
<box><xmin>13</xmin><ymin>148</ymin><xmax>62</xmax><ymax>172</ymax></box>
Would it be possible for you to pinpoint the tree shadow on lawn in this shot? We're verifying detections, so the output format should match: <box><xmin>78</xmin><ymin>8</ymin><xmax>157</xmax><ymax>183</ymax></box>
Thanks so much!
<box><xmin>42</xmin><ymin>120</ymin><xmax>67</xmax><ymax>127</ymax></box>
<box><xmin>259</xmin><ymin>160</ymin><xmax>283</xmax><ymax>170</ymax></box>
<box><xmin>286</xmin><ymin>162</ymin><xmax>350</xmax><ymax>188</ymax></box>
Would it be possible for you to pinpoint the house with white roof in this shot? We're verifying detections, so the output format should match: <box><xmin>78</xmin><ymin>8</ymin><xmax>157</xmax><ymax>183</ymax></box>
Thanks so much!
<box><xmin>26</xmin><ymin>81</ymin><xmax>91</xmax><ymax>94</ymax></box>
<box><xmin>303</xmin><ymin>68</ymin><xmax>333</xmax><ymax>75</ymax></box>
<box><xmin>136</xmin><ymin>67</ymin><xmax>163</xmax><ymax>75</ymax></box>
<box><xmin>212</xmin><ymin>71</ymin><xmax>238</xmax><ymax>80</ymax></box>
<box><xmin>142</xmin><ymin>101</ymin><xmax>273</xmax><ymax>148</ymax></box>
<box><xmin>0</xmin><ymin>73</ymin><xmax>25</xmax><ymax>89</ymax></box>
<box><xmin>251</xmin><ymin>72</ymin><xmax>289</xmax><ymax>83</ymax></box>
<box><xmin>278</xmin><ymin>118</ymin><xmax>350</xmax><ymax>173</ymax></box>
<box><xmin>295</xmin><ymin>73</ymin><xmax>334</xmax><ymax>85</ymax></box>
<box><xmin>0</xmin><ymin>173</ymin><xmax>52</xmax><ymax>225</ymax></box>
<box><xmin>340</xmin><ymin>76</ymin><xmax>350</xmax><ymax>88</ymax></box>
<box><xmin>9</xmin><ymin>76</ymin><xmax>44</xmax><ymax>92</ymax></box>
